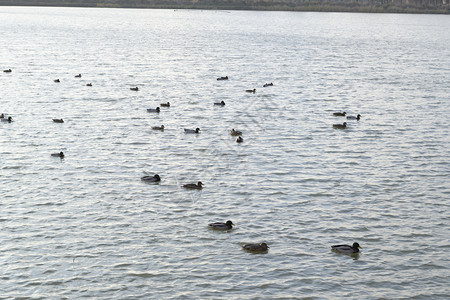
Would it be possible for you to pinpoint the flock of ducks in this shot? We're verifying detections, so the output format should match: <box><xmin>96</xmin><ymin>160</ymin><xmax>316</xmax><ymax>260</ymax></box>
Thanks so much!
<box><xmin>139</xmin><ymin>75</ymin><xmax>281</xmax><ymax>253</ymax></box>
<box><xmin>332</xmin><ymin>112</ymin><xmax>362</xmax><ymax>129</ymax></box>
<box><xmin>207</xmin><ymin>220</ymin><xmax>269</xmax><ymax>252</ymax></box>
<box><xmin>2</xmin><ymin>69</ymin><xmax>363</xmax><ymax>255</ymax></box>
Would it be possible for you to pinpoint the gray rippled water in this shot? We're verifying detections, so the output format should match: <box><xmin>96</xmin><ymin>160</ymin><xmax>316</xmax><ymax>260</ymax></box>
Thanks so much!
<box><xmin>1</xmin><ymin>7</ymin><xmax>449</xmax><ymax>299</ymax></box>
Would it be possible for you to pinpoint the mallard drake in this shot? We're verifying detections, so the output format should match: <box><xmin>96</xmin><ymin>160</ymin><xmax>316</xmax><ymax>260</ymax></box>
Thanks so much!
<box><xmin>184</xmin><ymin>128</ymin><xmax>200</xmax><ymax>134</ymax></box>
<box><xmin>242</xmin><ymin>243</ymin><xmax>269</xmax><ymax>252</ymax></box>
<box><xmin>347</xmin><ymin>114</ymin><xmax>361</xmax><ymax>120</ymax></box>
<box><xmin>245</xmin><ymin>88</ymin><xmax>256</xmax><ymax>93</ymax></box>
<box><xmin>51</xmin><ymin>152</ymin><xmax>64</xmax><ymax>158</ymax></box>
<box><xmin>217</xmin><ymin>76</ymin><xmax>228</xmax><ymax>81</ymax></box>
<box><xmin>183</xmin><ymin>181</ymin><xmax>203</xmax><ymax>189</ymax></box>
<box><xmin>230</xmin><ymin>129</ymin><xmax>242</xmax><ymax>136</ymax></box>
<box><xmin>151</xmin><ymin>125</ymin><xmax>164</xmax><ymax>130</ymax></box>
<box><xmin>214</xmin><ymin>101</ymin><xmax>225</xmax><ymax>106</ymax></box>
<box><xmin>54</xmin><ymin>79</ymin><xmax>60</xmax><ymax>83</ymax></box>
<box><xmin>331</xmin><ymin>242</ymin><xmax>362</xmax><ymax>254</ymax></box>
<box><xmin>333</xmin><ymin>112</ymin><xmax>346</xmax><ymax>116</ymax></box>
<box><xmin>86</xmin><ymin>83</ymin><xmax>92</xmax><ymax>86</ymax></box>
<box><xmin>1</xmin><ymin>116</ymin><xmax>13</xmax><ymax>123</ymax></box>
<box><xmin>130</xmin><ymin>87</ymin><xmax>139</xmax><ymax>91</ymax></box>
<box><xmin>141</xmin><ymin>174</ymin><xmax>161</xmax><ymax>182</ymax></box>
<box><xmin>3</xmin><ymin>69</ymin><xmax>12</xmax><ymax>73</ymax></box>
<box><xmin>75</xmin><ymin>74</ymin><xmax>81</xmax><ymax>78</ymax></box>
<box><xmin>147</xmin><ymin>107</ymin><xmax>160</xmax><ymax>113</ymax></box>
<box><xmin>263</xmin><ymin>82</ymin><xmax>273</xmax><ymax>87</ymax></box>
<box><xmin>333</xmin><ymin>122</ymin><xmax>347</xmax><ymax>129</ymax></box>
<box><xmin>160</xmin><ymin>102</ymin><xmax>170</xmax><ymax>107</ymax></box>
<box><xmin>52</xmin><ymin>119</ymin><xmax>64</xmax><ymax>123</ymax></box>
<box><xmin>208</xmin><ymin>220</ymin><xmax>234</xmax><ymax>230</ymax></box>
<box><xmin>236</xmin><ymin>136</ymin><xmax>243</xmax><ymax>143</ymax></box>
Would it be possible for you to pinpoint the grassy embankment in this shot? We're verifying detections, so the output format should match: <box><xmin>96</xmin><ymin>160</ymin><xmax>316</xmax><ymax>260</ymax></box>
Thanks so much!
<box><xmin>0</xmin><ymin>0</ymin><xmax>448</xmax><ymax>14</ymax></box>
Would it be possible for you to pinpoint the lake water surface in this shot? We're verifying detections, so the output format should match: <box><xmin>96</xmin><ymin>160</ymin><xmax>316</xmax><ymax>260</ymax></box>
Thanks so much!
<box><xmin>1</xmin><ymin>7</ymin><xmax>449</xmax><ymax>299</ymax></box>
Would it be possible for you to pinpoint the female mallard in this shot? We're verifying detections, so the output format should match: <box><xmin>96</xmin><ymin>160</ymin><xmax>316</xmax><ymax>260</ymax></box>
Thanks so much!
<box><xmin>184</xmin><ymin>128</ymin><xmax>200</xmax><ymax>134</ymax></box>
<box><xmin>183</xmin><ymin>181</ymin><xmax>203</xmax><ymax>189</ymax></box>
<box><xmin>347</xmin><ymin>114</ymin><xmax>361</xmax><ymax>120</ymax></box>
<box><xmin>333</xmin><ymin>122</ymin><xmax>347</xmax><ymax>129</ymax></box>
<box><xmin>243</xmin><ymin>243</ymin><xmax>269</xmax><ymax>252</ymax></box>
<box><xmin>331</xmin><ymin>242</ymin><xmax>362</xmax><ymax>254</ymax></box>
<box><xmin>230</xmin><ymin>129</ymin><xmax>242</xmax><ymax>136</ymax></box>
<box><xmin>147</xmin><ymin>107</ymin><xmax>160</xmax><ymax>113</ymax></box>
<box><xmin>151</xmin><ymin>125</ymin><xmax>164</xmax><ymax>131</ymax></box>
<box><xmin>141</xmin><ymin>174</ymin><xmax>161</xmax><ymax>182</ymax></box>
<box><xmin>51</xmin><ymin>152</ymin><xmax>64</xmax><ymax>158</ymax></box>
<box><xmin>130</xmin><ymin>87</ymin><xmax>139</xmax><ymax>91</ymax></box>
<box><xmin>236</xmin><ymin>136</ymin><xmax>243</xmax><ymax>143</ymax></box>
<box><xmin>333</xmin><ymin>112</ymin><xmax>346</xmax><ymax>116</ymax></box>
<box><xmin>214</xmin><ymin>101</ymin><xmax>225</xmax><ymax>106</ymax></box>
<box><xmin>53</xmin><ymin>119</ymin><xmax>64</xmax><ymax>123</ymax></box>
<box><xmin>209</xmin><ymin>220</ymin><xmax>234</xmax><ymax>230</ymax></box>
<box><xmin>160</xmin><ymin>102</ymin><xmax>170</xmax><ymax>107</ymax></box>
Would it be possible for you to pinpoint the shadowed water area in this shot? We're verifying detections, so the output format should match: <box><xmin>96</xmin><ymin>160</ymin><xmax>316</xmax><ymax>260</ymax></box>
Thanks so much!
<box><xmin>1</xmin><ymin>7</ymin><xmax>449</xmax><ymax>298</ymax></box>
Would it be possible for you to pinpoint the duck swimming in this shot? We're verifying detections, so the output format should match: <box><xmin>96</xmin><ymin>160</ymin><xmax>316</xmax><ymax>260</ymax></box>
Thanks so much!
<box><xmin>141</xmin><ymin>174</ymin><xmax>161</xmax><ymax>182</ymax></box>
<box><xmin>347</xmin><ymin>114</ymin><xmax>361</xmax><ymax>120</ymax></box>
<box><xmin>245</xmin><ymin>88</ymin><xmax>256</xmax><ymax>93</ymax></box>
<box><xmin>214</xmin><ymin>101</ymin><xmax>225</xmax><ymax>106</ymax></box>
<box><xmin>160</xmin><ymin>102</ymin><xmax>170</xmax><ymax>107</ymax></box>
<box><xmin>184</xmin><ymin>128</ymin><xmax>200</xmax><ymax>134</ymax></box>
<box><xmin>3</xmin><ymin>69</ymin><xmax>12</xmax><ymax>73</ymax></box>
<box><xmin>333</xmin><ymin>112</ymin><xmax>346</xmax><ymax>116</ymax></box>
<box><xmin>230</xmin><ymin>129</ymin><xmax>242</xmax><ymax>136</ymax></box>
<box><xmin>147</xmin><ymin>107</ymin><xmax>160</xmax><ymax>113</ymax></box>
<box><xmin>333</xmin><ymin>122</ymin><xmax>347</xmax><ymax>129</ymax></box>
<box><xmin>263</xmin><ymin>82</ymin><xmax>273</xmax><ymax>87</ymax></box>
<box><xmin>1</xmin><ymin>116</ymin><xmax>13</xmax><ymax>122</ymax></box>
<box><xmin>54</xmin><ymin>79</ymin><xmax>60</xmax><ymax>83</ymax></box>
<box><xmin>217</xmin><ymin>76</ymin><xmax>228</xmax><ymax>81</ymax></box>
<box><xmin>86</xmin><ymin>83</ymin><xmax>92</xmax><ymax>86</ymax></box>
<box><xmin>183</xmin><ymin>181</ymin><xmax>203</xmax><ymax>189</ymax></box>
<box><xmin>130</xmin><ymin>87</ymin><xmax>139</xmax><ymax>91</ymax></box>
<box><xmin>51</xmin><ymin>152</ymin><xmax>64</xmax><ymax>158</ymax></box>
<box><xmin>331</xmin><ymin>242</ymin><xmax>362</xmax><ymax>254</ymax></box>
<box><xmin>151</xmin><ymin>125</ymin><xmax>164</xmax><ymax>130</ymax></box>
<box><xmin>209</xmin><ymin>220</ymin><xmax>234</xmax><ymax>230</ymax></box>
<box><xmin>242</xmin><ymin>243</ymin><xmax>269</xmax><ymax>252</ymax></box>
<box><xmin>236</xmin><ymin>136</ymin><xmax>243</xmax><ymax>143</ymax></box>
<box><xmin>52</xmin><ymin>119</ymin><xmax>64</xmax><ymax>123</ymax></box>
<box><xmin>75</xmin><ymin>74</ymin><xmax>81</xmax><ymax>78</ymax></box>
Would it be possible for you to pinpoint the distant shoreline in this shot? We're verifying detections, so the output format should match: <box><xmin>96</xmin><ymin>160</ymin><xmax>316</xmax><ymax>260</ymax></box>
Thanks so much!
<box><xmin>0</xmin><ymin>1</ymin><xmax>448</xmax><ymax>14</ymax></box>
